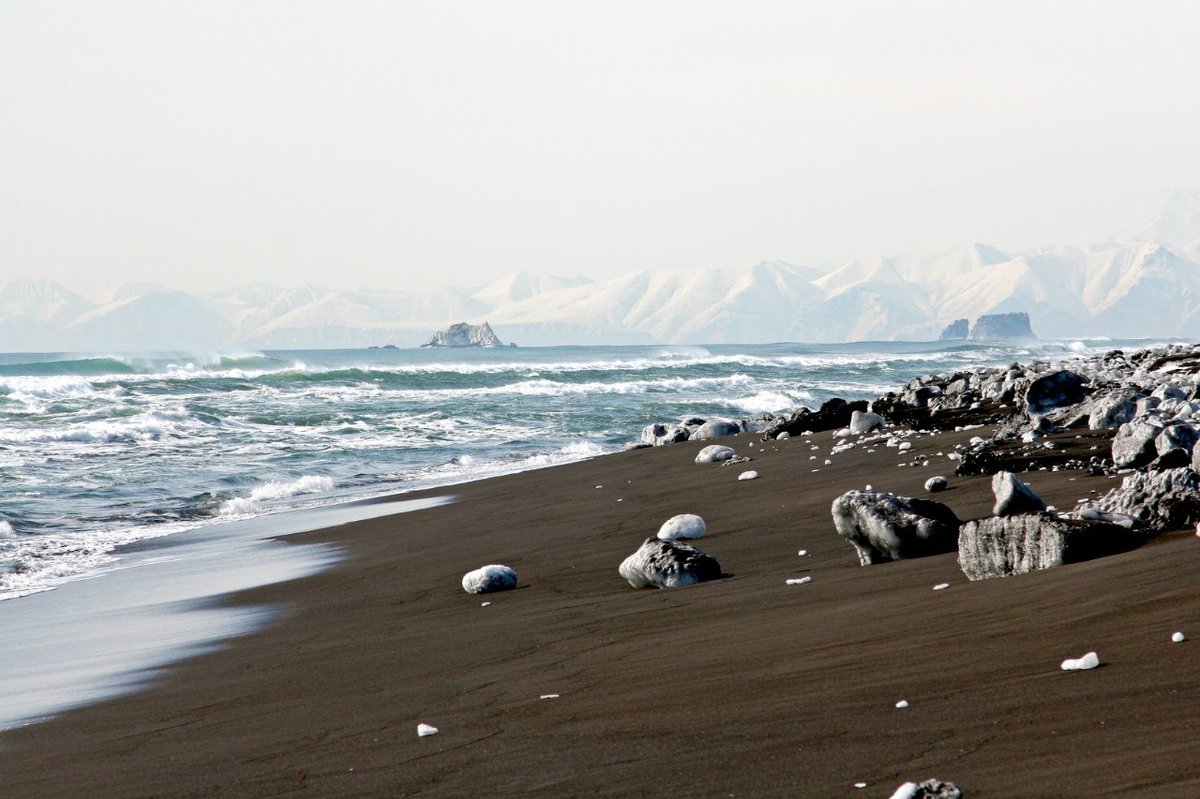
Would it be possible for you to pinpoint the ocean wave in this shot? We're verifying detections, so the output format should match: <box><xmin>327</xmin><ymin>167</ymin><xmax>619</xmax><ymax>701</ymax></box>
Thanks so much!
<box><xmin>219</xmin><ymin>475</ymin><xmax>336</xmax><ymax>516</ymax></box>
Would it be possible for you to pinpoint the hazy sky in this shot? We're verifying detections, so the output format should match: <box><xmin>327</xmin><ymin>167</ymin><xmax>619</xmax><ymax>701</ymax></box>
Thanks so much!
<box><xmin>3</xmin><ymin>0</ymin><xmax>1199</xmax><ymax>297</ymax></box>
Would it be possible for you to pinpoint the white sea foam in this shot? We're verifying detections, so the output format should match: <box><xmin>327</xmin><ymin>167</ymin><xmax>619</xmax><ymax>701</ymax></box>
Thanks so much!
<box><xmin>220</xmin><ymin>475</ymin><xmax>336</xmax><ymax>516</ymax></box>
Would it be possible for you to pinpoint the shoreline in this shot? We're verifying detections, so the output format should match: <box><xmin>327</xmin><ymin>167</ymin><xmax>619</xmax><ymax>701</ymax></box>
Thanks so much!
<box><xmin>5</xmin><ymin>346</ymin><xmax>1200</xmax><ymax>796</ymax></box>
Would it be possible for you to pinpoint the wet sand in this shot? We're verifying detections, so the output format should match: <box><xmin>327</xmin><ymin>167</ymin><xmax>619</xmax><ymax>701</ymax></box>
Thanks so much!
<box><xmin>3</xmin><ymin>425</ymin><xmax>1199</xmax><ymax>797</ymax></box>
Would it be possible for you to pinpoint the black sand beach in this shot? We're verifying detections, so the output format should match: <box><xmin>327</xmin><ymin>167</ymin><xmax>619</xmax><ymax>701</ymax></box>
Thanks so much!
<box><xmin>3</xmin><ymin>424</ymin><xmax>1199</xmax><ymax>797</ymax></box>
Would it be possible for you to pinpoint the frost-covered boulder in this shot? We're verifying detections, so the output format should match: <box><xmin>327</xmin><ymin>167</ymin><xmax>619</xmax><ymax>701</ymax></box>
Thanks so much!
<box><xmin>691</xmin><ymin>419</ymin><xmax>742</xmax><ymax>440</ymax></box>
<box><xmin>991</xmin><ymin>471</ymin><xmax>1047</xmax><ymax>516</ymax></box>
<box><xmin>1095</xmin><ymin>467</ymin><xmax>1200</xmax><ymax>534</ymax></box>
<box><xmin>618</xmin><ymin>537</ymin><xmax>721</xmax><ymax>589</ymax></box>
<box><xmin>849</xmin><ymin>409</ymin><xmax>885</xmax><ymax>435</ymax></box>
<box><xmin>695</xmin><ymin>445</ymin><xmax>736</xmax><ymax>464</ymax></box>
<box><xmin>958</xmin><ymin>513</ymin><xmax>1141</xmax><ymax>580</ymax></box>
<box><xmin>1111</xmin><ymin>418</ymin><xmax>1163</xmax><ymax>468</ymax></box>
<box><xmin>1024</xmin><ymin>369</ymin><xmax>1086</xmax><ymax>415</ymax></box>
<box><xmin>461</xmin><ymin>564</ymin><xmax>519</xmax><ymax>594</ymax></box>
<box><xmin>888</xmin><ymin>779</ymin><xmax>964</xmax><ymax>799</ymax></box>
<box><xmin>657</xmin><ymin>513</ymin><xmax>706</xmax><ymax>541</ymax></box>
<box><xmin>1086</xmin><ymin>390</ymin><xmax>1141</xmax><ymax>430</ymax></box>
<box><xmin>831</xmin><ymin>491</ymin><xmax>961</xmax><ymax>566</ymax></box>
<box><xmin>924</xmin><ymin>476</ymin><xmax>948</xmax><ymax>493</ymax></box>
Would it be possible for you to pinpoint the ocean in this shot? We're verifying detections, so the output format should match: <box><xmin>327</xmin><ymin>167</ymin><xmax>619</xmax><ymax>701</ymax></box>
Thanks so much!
<box><xmin>0</xmin><ymin>339</ymin><xmax>1138</xmax><ymax>602</ymax></box>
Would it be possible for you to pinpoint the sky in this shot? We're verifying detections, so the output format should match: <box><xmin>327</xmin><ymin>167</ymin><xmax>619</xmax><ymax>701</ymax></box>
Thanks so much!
<box><xmin>2</xmin><ymin>0</ymin><xmax>1199</xmax><ymax>298</ymax></box>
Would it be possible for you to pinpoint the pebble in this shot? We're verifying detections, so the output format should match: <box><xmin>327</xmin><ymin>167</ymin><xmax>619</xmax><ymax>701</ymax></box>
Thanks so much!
<box><xmin>481</xmin><ymin>601</ymin><xmax>492</xmax><ymax>607</ymax></box>
<box><xmin>540</xmin><ymin>694</ymin><xmax>560</xmax><ymax>700</ymax></box>
<box><xmin>738</xmin><ymin>470</ymin><xmax>759</xmax><ymax>481</ymax></box>
<box><xmin>895</xmin><ymin>699</ymin><xmax>909</xmax><ymax>709</ymax></box>
<box><xmin>1172</xmin><ymin>631</ymin><xmax>1186</xmax><ymax>643</ymax></box>
<box><xmin>854</xmin><ymin>783</ymin><xmax>868</xmax><ymax>789</ymax></box>
<box><xmin>417</xmin><ymin>723</ymin><xmax>439</xmax><ymax>737</ymax></box>
<box><xmin>777</xmin><ymin>431</ymin><xmax>790</xmax><ymax>440</ymax></box>
<box><xmin>932</xmin><ymin>583</ymin><xmax>949</xmax><ymax>591</ymax></box>
<box><xmin>786</xmin><ymin>576</ymin><xmax>812</xmax><ymax>585</ymax></box>
<box><xmin>797</xmin><ymin>549</ymin><xmax>807</xmax><ymax>557</ymax></box>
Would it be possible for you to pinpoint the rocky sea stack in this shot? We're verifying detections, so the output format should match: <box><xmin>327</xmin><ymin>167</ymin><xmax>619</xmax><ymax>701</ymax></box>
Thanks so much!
<box><xmin>421</xmin><ymin>321</ymin><xmax>509</xmax><ymax>348</ymax></box>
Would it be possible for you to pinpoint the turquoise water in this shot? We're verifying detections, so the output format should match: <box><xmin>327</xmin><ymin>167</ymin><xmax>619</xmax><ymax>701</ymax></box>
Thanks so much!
<box><xmin>0</xmin><ymin>340</ymin><xmax>1136</xmax><ymax>599</ymax></box>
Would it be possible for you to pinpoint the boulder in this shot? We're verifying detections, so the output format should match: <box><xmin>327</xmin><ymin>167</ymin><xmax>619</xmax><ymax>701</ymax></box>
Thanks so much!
<box><xmin>1095</xmin><ymin>467</ymin><xmax>1200</xmax><ymax>534</ymax></box>
<box><xmin>657</xmin><ymin>513</ymin><xmax>706</xmax><ymax>540</ymax></box>
<box><xmin>1111</xmin><ymin>418</ymin><xmax>1163</xmax><ymax>468</ymax></box>
<box><xmin>924</xmin><ymin>476</ymin><xmax>948</xmax><ymax>493</ymax></box>
<box><xmin>691</xmin><ymin>419</ymin><xmax>742</xmax><ymax>440</ymax></box>
<box><xmin>831</xmin><ymin>491</ymin><xmax>961</xmax><ymax>565</ymax></box>
<box><xmin>461</xmin><ymin>564</ymin><xmax>519</xmax><ymax>594</ymax></box>
<box><xmin>618</xmin><ymin>537</ymin><xmax>721</xmax><ymax>589</ymax></box>
<box><xmin>1155</xmin><ymin>421</ymin><xmax>1199</xmax><ymax>456</ymax></box>
<box><xmin>640</xmin><ymin>422</ymin><xmax>690</xmax><ymax>447</ymax></box>
<box><xmin>849</xmin><ymin>409</ymin><xmax>885</xmax><ymax>435</ymax></box>
<box><xmin>759</xmin><ymin>398</ymin><xmax>868</xmax><ymax>441</ymax></box>
<box><xmin>695</xmin><ymin>445</ymin><xmax>736</xmax><ymax>464</ymax></box>
<box><xmin>991</xmin><ymin>471</ymin><xmax>1047</xmax><ymax>516</ymax></box>
<box><xmin>1086</xmin><ymin>390</ymin><xmax>1141</xmax><ymax>430</ymax></box>
<box><xmin>888</xmin><ymin>779</ymin><xmax>964</xmax><ymax>799</ymax></box>
<box><xmin>958</xmin><ymin>513</ymin><xmax>1141</xmax><ymax>580</ymax></box>
<box><xmin>1024</xmin><ymin>369</ymin><xmax>1087</xmax><ymax>414</ymax></box>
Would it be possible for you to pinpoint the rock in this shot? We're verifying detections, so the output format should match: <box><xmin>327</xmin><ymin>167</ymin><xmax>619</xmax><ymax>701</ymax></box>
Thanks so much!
<box><xmin>831</xmin><ymin>491</ymin><xmax>961</xmax><ymax>565</ymax></box>
<box><xmin>849</xmin><ymin>409</ymin><xmax>885</xmax><ymax>435</ymax></box>
<box><xmin>695</xmin><ymin>445</ymin><xmax>736</xmax><ymax>464</ymax></box>
<box><xmin>1111</xmin><ymin>418</ymin><xmax>1163</xmax><ymax>468</ymax></box>
<box><xmin>1172</xmin><ymin>631</ymin><xmax>1186</xmax><ymax>643</ymax></box>
<box><xmin>461</xmin><ymin>564</ymin><xmax>518</xmax><ymax>594</ymax></box>
<box><xmin>618</xmin><ymin>537</ymin><xmax>722</xmax><ymax>589</ymax></box>
<box><xmin>738</xmin><ymin>470</ymin><xmax>759</xmax><ymax>481</ymax></box>
<box><xmin>421</xmin><ymin>321</ymin><xmax>506</xmax><ymax>348</ymax></box>
<box><xmin>1156</xmin><ymin>421</ymin><xmax>1199</xmax><ymax>456</ymax></box>
<box><xmin>656</xmin><ymin>513</ymin><xmax>706</xmax><ymax>540</ymax></box>
<box><xmin>958</xmin><ymin>513</ymin><xmax>1142</xmax><ymax>580</ymax></box>
<box><xmin>969</xmin><ymin>311</ymin><xmax>1036</xmax><ymax>340</ymax></box>
<box><xmin>417</xmin><ymin>723</ymin><xmax>439</xmax><ymax>737</ymax></box>
<box><xmin>759</xmin><ymin>398</ymin><xmax>868</xmax><ymax>441</ymax></box>
<box><xmin>888</xmin><ymin>778</ymin><xmax>964</xmax><ymax>799</ymax></box>
<box><xmin>924</xmin><ymin>476</ymin><xmax>948</xmax><ymax>493</ymax></box>
<box><xmin>1086</xmin><ymin>390</ymin><xmax>1141</xmax><ymax>430</ymax></box>
<box><xmin>640</xmin><ymin>422</ymin><xmax>691</xmax><ymax>447</ymax></box>
<box><xmin>1024</xmin><ymin>369</ymin><xmax>1087</xmax><ymax>414</ymax></box>
<box><xmin>1061</xmin><ymin>651</ymin><xmax>1100</xmax><ymax>671</ymax></box>
<box><xmin>1151</xmin><ymin>448</ymin><xmax>1192</xmax><ymax>470</ymax></box>
<box><xmin>1095</xmin><ymin>467</ymin><xmax>1200</xmax><ymax>533</ymax></box>
<box><xmin>938</xmin><ymin>319</ymin><xmax>968</xmax><ymax>341</ymax></box>
<box><xmin>991</xmin><ymin>471</ymin><xmax>1047</xmax><ymax>516</ymax></box>
<box><xmin>691</xmin><ymin>419</ymin><xmax>742</xmax><ymax>440</ymax></box>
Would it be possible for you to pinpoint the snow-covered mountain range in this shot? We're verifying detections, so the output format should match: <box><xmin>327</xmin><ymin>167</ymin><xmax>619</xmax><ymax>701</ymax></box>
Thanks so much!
<box><xmin>4</xmin><ymin>190</ymin><xmax>1199</xmax><ymax>350</ymax></box>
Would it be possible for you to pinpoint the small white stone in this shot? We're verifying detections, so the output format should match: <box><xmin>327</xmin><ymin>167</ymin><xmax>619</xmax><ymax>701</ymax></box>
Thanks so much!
<box><xmin>797</xmin><ymin>549</ymin><xmax>807</xmax><ymax>557</ymax></box>
<box><xmin>898</xmin><ymin>442</ymin><xmax>912</xmax><ymax>452</ymax></box>
<box><xmin>824</xmin><ymin>459</ymin><xmax>832</xmax><ymax>466</ymax></box>
<box><xmin>417</xmin><ymin>723</ymin><xmax>439</xmax><ymax>737</ymax></box>
<box><xmin>657</xmin><ymin>513</ymin><xmax>706</xmax><ymax>541</ymax></box>
<box><xmin>540</xmin><ymin>693</ymin><xmax>560</xmax><ymax>700</ymax></box>
<box><xmin>865</xmin><ymin>484</ymin><xmax>873</xmax><ymax>491</ymax></box>
<box><xmin>738</xmin><ymin>470</ymin><xmax>759</xmax><ymax>481</ymax></box>
<box><xmin>933</xmin><ymin>583</ymin><xmax>949</xmax><ymax>591</ymax></box>
<box><xmin>1060</xmin><ymin>651</ymin><xmax>1100</xmax><ymax>671</ymax></box>
<box><xmin>895</xmin><ymin>699</ymin><xmax>909</xmax><ymax>709</ymax></box>
<box><xmin>785</xmin><ymin>576</ymin><xmax>812</xmax><ymax>586</ymax></box>
<box><xmin>776</xmin><ymin>431</ymin><xmax>790</xmax><ymax>440</ymax></box>
<box><xmin>595</xmin><ymin>485</ymin><xmax>603</xmax><ymax>489</ymax></box>
<box><xmin>854</xmin><ymin>783</ymin><xmax>868</xmax><ymax>789</ymax></box>
<box><xmin>1172</xmin><ymin>631</ymin><xmax>1186</xmax><ymax>643</ymax></box>
<box><xmin>481</xmin><ymin>601</ymin><xmax>492</xmax><ymax>607</ymax></box>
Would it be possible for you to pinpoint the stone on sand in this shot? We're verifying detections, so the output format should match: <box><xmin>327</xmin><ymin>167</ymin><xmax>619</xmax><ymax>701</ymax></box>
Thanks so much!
<box><xmin>991</xmin><ymin>471</ymin><xmax>1047</xmax><ymax>516</ymax></box>
<box><xmin>619</xmin><ymin>537</ymin><xmax>722</xmax><ymax>589</ymax></box>
<box><xmin>656</xmin><ymin>513</ymin><xmax>706</xmax><ymax>541</ymax></box>
<box><xmin>957</xmin><ymin>514</ymin><xmax>1140</xmax><ymax>581</ymax></box>
<box><xmin>695</xmin><ymin>444</ymin><xmax>736</xmax><ymax>464</ymax></box>
<box><xmin>461</xmin><ymin>564</ymin><xmax>518</xmax><ymax>594</ymax></box>
<box><xmin>831</xmin><ymin>490</ymin><xmax>961</xmax><ymax>565</ymax></box>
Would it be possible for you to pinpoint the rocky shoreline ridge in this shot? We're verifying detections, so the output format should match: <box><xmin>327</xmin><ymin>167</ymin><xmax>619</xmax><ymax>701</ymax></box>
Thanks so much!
<box><xmin>634</xmin><ymin>342</ymin><xmax>1200</xmax><ymax>585</ymax></box>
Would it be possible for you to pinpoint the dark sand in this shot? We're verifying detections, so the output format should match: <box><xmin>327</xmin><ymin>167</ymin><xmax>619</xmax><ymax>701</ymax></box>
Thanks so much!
<box><xmin>4</xmin><ymin>426</ymin><xmax>1199</xmax><ymax>797</ymax></box>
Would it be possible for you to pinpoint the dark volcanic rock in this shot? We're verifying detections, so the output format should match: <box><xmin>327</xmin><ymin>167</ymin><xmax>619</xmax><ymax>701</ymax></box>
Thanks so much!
<box><xmin>759</xmin><ymin>398</ymin><xmax>868</xmax><ymax>441</ymax></box>
<box><xmin>1024</xmin><ymin>369</ymin><xmax>1087</xmax><ymax>414</ymax></box>
<box><xmin>618</xmin><ymin>537</ymin><xmax>722</xmax><ymax>589</ymax></box>
<box><xmin>1111</xmin><ymin>418</ymin><xmax>1163</xmax><ymax>468</ymax></box>
<box><xmin>831</xmin><ymin>491</ymin><xmax>961</xmax><ymax>566</ymax></box>
<box><xmin>958</xmin><ymin>513</ymin><xmax>1141</xmax><ymax>580</ymax></box>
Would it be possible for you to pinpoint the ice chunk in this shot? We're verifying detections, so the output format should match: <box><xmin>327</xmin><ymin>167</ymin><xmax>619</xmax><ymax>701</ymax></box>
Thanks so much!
<box><xmin>785</xmin><ymin>576</ymin><xmax>812</xmax><ymax>585</ymax></box>
<box><xmin>1060</xmin><ymin>651</ymin><xmax>1100</xmax><ymax>671</ymax></box>
<box><xmin>417</xmin><ymin>723</ymin><xmax>439</xmax><ymax>737</ymax></box>
<box><xmin>776</xmin><ymin>431</ymin><xmax>790</xmax><ymax>440</ymax></box>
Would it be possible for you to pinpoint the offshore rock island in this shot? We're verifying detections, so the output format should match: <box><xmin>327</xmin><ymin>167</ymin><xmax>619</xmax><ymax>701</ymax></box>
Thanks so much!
<box><xmin>420</xmin><ymin>321</ymin><xmax>511</xmax><ymax>348</ymax></box>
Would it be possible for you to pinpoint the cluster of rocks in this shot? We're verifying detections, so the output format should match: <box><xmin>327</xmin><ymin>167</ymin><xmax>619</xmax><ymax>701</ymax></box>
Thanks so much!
<box><xmin>619</xmin><ymin>512</ymin><xmax>722</xmax><ymax>589</ymax></box>
<box><xmin>636</xmin><ymin>415</ymin><xmax>775</xmax><ymax>447</ymax></box>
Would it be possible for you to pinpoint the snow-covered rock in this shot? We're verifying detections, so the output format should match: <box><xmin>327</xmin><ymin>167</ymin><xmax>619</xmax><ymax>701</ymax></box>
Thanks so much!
<box><xmin>831</xmin><ymin>491</ymin><xmax>961</xmax><ymax>565</ymax></box>
<box><xmin>887</xmin><ymin>779</ymin><xmax>963</xmax><ymax>799</ymax></box>
<box><xmin>461</xmin><ymin>564</ymin><xmax>518</xmax><ymax>594</ymax></box>
<box><xmin>618</xmin><ymin>537</ymin><xmax>721</xmax><ymax>589</ymax></box>
<box><xmin>1111</xmin><ymin>418</ymin><xmax>1164</xmax><ymax>468</ymax></box>
<box><xmin>656</xmin><ymin>514</ymin><xmax>706</xmax><ymax>541</ymax></box>
<box><xmin>849</xmin><ymin>410</ymin><xmax>885</xmax><ymax>435</ymax></box>
<box><xmin>1095</xmin><ymin>467</ymin><xmax>1200</xmax><ymax>533</ymax></box>
<box><xmin>924</xmin><ymin>476</ymin><xmax>948</xmax><ymax>493</ymax></box>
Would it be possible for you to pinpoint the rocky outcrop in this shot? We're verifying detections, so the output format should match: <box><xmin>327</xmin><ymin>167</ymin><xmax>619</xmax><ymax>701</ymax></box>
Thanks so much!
<box><xmin>991</xmin><ymin>471</ymin><xmax>1047</xmax><ymax>516</ymax></box>
<box><xmin>831</xmin><ymin>491</ymin><xmax>961</xmax><ymax>565</ymax></box>
<box><xmin>461</xmin><ymin>564</ymin><xmax>518</xmax><ymax>594</ymax></box>
<box><xmin>958</xmin><ymin>513</ymin><xmax>1141</xmax><ymax>580</ymax></box>
<box><xmin>969</xmin><ymin>311</ymin><xmax>1036</xmax><ymax>341</ymax></box>
<box><xmin>1094</xmin><ymin>467</ymin><xmax>1200</xmax><ymax>533</ymax></box>
<box><xmin>758</xmin><ymin>398</ymin><xmax>868</xmax><ymax>441</ymax></box>
<box><xmin>422</xmin><ymin>321</ymin><xmax>506</xmax><ymax>348</ymax></box>
<box><xmin>618</xmin><ymin>537</ymin><xmax>721</xmax><ymax>589</ymax></box>
<box><xmin>938</xmin><ymin>319</ymin><xmax>968</xmax><ymax>341</ymax></box>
